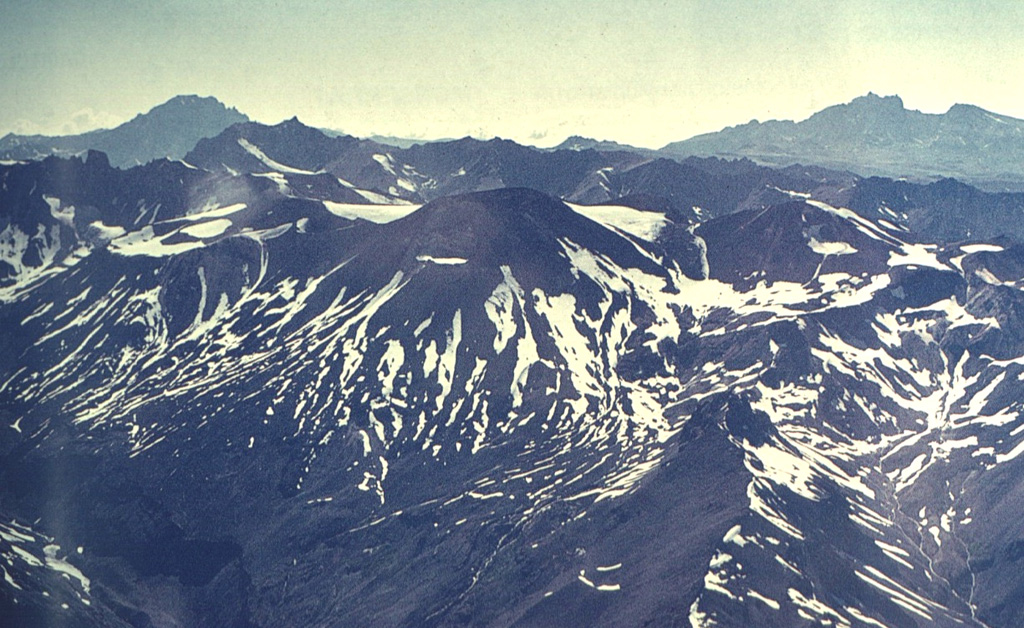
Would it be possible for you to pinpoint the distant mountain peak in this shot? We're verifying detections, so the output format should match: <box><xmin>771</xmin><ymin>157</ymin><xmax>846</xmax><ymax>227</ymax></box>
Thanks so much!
<box><xmin>947</xmin><ymin>102</ymin><xmax>981</xmax><ymax>113</ymax></box>
<box><xmin>165</xmin><ymin>93</ymin><xmax>214</xmax><ymax>105</ymax></box>
<box><xmin>944</xmin><ymin>102</ymin><xmax>998</xmax><ymax>121</ymax></box>
<box><xmin>663</xmin><ymin>92</ymin><xmax>1024</xmax><ymax>191</ymax></box>
<box><xmin>810</xmin><ymin>93</ymin><xmax>909</xmax><ymax>125</ymax></box>
<box><xmin>550</xmin><ymin>134</ymin><xmax>648</xmax><ymax>154</ymax></box>
<box><xmin>143</xmin><ymin>94</ymin><xmax>245</xmax><ymax>118</ymax></box>
<box><xmin>0</xmin><ymin>94</ymin><xmax>250</xmax><ymax>167</ymax></box>
<box><xmin>557</xmin><ymin>135</ymin><xmax>597</xmax><ymax>150</ymax></box>
<box><xmin>850</xmin><ymin>91</ymin><xmax>905</xmax><ymax>108</ymax></box>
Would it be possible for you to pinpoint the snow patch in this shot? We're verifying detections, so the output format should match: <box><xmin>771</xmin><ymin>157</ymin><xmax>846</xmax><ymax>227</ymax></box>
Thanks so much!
<box><xmin>180</xmin><ymin>218</ymin><xmax>232</xmax><ymax>239</ymax></box>
<box><xmin>238</xmin><ymin>137</ymin><xmax>318</xmax><ymax>175</ymax></box>
<box><xmin>323</xmin><ymin>201</ymin><xmax>420</xmax><ymax>224</ymax></box>
<box><xmin>807</xmin><ymin>237</ymin><xmax>857</xmax><ymax>256</ymax></box>
<box><xmin>567</xmin><ymin>203</ymin><xmax>669</xmax><ymax>242</ymax></box>
<box><xmin>416</xmin><ymin>255</ymin><xmax>467</xmax><ymax>265</ymax></box>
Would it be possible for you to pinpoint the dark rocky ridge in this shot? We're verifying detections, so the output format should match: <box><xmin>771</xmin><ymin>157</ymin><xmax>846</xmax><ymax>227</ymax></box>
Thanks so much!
<box><xmin>6</xmin><ymin>106</ymin><xmax>1024</xmax><ymax>626</ymax></box>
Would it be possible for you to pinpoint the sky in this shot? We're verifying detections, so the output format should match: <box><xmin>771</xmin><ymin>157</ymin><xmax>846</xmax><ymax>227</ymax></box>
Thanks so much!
<box><xmin>2</xmin><ymin>0</ymin><xmax>1024</xmax><ymax>148</ymax></box>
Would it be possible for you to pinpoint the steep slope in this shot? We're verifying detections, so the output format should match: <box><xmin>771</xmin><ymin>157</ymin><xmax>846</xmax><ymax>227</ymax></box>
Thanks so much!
<box><xmin>9</xmin><ymin>118</ymin><xmax>1024</xmax><ymax>628</ymax></box>
<box><xmin>0</xmin><ymin>187</ymin><xmax>711</xmax><ymax>625</ymax></box>
<box><xmin>6</xmin><ymin>168</ymin><xmax>1024</xmax><ymax>627</ymax></box>
<box><xmin>0</xmin><ymin>95</ymin><xmax>249</xmax><ymax>168</ymax></box>
<box><xmin>840</xmin><ymin>176</ymin><xmax>1024</xmax><ymax>244</ymax></box>
<box><xmin>0</xmin><ymin>151</ymin><xmax>374</xmax><ymax>291</ymax></box>
<box><xmin>662</xmin><ymin>93</ymin><xmax>1024</xmax><ymax>192</ymax></box>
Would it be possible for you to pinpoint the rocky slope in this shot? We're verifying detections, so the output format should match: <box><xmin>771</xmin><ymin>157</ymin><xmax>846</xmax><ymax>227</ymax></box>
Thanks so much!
<box><xmin>3</xmin><ymin>129</ymin><xmax>1024</xmax><ymax>626</ymax></box>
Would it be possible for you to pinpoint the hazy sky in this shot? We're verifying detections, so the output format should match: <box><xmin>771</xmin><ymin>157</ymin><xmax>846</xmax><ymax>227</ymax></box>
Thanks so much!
<box><xmin>3</xmin><ymin>0</ymin><xmax>1023</xmax><ymax>147</ymax></box>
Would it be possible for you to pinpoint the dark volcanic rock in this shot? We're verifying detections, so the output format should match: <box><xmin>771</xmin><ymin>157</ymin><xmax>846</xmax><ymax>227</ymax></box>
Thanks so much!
<box><xmin>6</xmin><ymin>120</ymin><xmax>1024</xmax><ymax>627</ymax></box>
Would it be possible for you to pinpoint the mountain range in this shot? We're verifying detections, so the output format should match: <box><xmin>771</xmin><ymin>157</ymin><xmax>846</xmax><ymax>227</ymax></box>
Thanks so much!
<box><xmin>8</xmin><ymin>92</ymin><xmax>1024</xmax><ymax>193</ymax></box>
<box><xmin>4</xmin><ymin>95</ymin><xmax>1024</xmax><ymax>627</ymax></box>
<box><xmin>662</xmin><ymin>93</ymin><xmax>1024</xmax><ymax>192</ymax></box>
<box><xmin>0</xmin><ymin>95</ymin><xmax>249</xmax><ymax>168</ymax></box>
